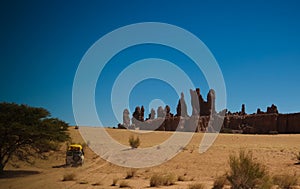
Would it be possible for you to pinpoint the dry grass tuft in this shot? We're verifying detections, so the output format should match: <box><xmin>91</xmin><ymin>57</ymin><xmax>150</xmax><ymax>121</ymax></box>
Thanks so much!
<box><xmin>119</xmin><ymin>180</ymin><xmax>131</xmax><ymax>188</ymax></box>
<box><xmin>150</xmin><ymin>172</ymin><xmax>176</xmax><ymax>187</ymax></box>
<box><xmin>62</xmin><ymin>173</ymin><xmax>76</xmax><ymax>181</ymax></box>
<box><xmin>177</xmin><ymin>175</ymin><xmax>187</xmax><ymax>181</ymax></box>
<box><xmin>111</xmin><ymin>177</ymin><xmax>119</xmax><ymax>186</ymax></box>
<box><xmin>91</xmin><ymin>181</ymin><xmax>102</xmax><ymax>186</ymax></box>
<box><xmin>273</xmin><ymin>173</ymin><xmax>298</xmax><ymax>189</ymax></box>
<box><xmin>78</xmin><ymin>180</ymin><xmax>88</xmax><ymax>184</ymax></box>
<box><xmin>128</xmin><ymin>135</ymin><xmax>140</xmax><ymax>148</ymax></box>
<box><xmin>125</xmin><ymin>169</ymin><xmax>137</xmax><ymax>179</ymax></box>
<box><xmin>227</xmin><ymin>150</ymin><xmax>272</xmax><ymax>189</ymax></box>
<box><xmin>188</xmin><ymin>183</ymin><xmax>206</xmax><ymax>189</ymax></box>
<box><xmin>212</xmin><ymin>175</ymin><xmax>227</xmax><ymax>189</ymax></box>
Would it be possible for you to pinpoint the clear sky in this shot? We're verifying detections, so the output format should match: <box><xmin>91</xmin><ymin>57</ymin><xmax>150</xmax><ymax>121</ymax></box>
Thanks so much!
<box><xmin>1</xmin><ymin>0</ymin><xmax>300</xmax><ymax>126</ymax></box>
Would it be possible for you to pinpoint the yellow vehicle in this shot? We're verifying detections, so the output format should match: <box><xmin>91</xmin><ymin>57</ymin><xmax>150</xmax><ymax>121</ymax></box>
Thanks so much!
<box><xmin>66</xmin><ymin>144</ymin><xmax>84</xmax><ymax>166</ymax></box>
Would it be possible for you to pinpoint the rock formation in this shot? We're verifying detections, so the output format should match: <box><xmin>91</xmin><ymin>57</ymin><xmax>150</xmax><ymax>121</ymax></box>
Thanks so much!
<box><xmin>190</xmin><ymin>89</ymin><xmax>200</xmax><ymax>116</ymax></box>
<box><xmin>267</xmin><ymin>104</ymin><xmax>278</xmax><ymax>114</ymax></box>
<box><xmin>132</xmin><ymin>106</ymin><xmax>141</xmax><ymax>125</ymax></box>
<box><xmin>157</xmin><ymin>106</ymin><xmax>165</xmax><ymax>118</ymax></box>
<box><xmin>176</xmin><ymin>92</ymin><xmax>188</xmax><ymax>117</ymax></box>
<box><xmin>189</xmin><ymin>88</ymin><xmax>216</xmax><ymax>116</ymax></box>
<box><xmin>164</xmin><ymin>105</ymin><xmax>173</xmax><ymax>118</ymax></box>
<box><xmin>122</xmin><ymin>109</ymin><xmax>130</xmax><ymax>127</ymax></box>
<box><xmin>241</xmin><ymin>104</ymin><xmax>246</xmax><ymax>115</ymax></box>
<box><xmin>207</xmin><ymin>89</ymin><xmax>216</xmax><ymax>115</ymax></box>
<box><xmin>148</xmin><ymin>108</ymin><xmax>156</xmax><ymax>120</ymax></box>
<box><xmin>119</xmin><ymin>88</ymin><xmax>300</xmax><ymax>134</ymax></box>
<box><xmin>141</xmin><ymin>105</ymin><xmax>145</xmax><ymax>121</ymax></box>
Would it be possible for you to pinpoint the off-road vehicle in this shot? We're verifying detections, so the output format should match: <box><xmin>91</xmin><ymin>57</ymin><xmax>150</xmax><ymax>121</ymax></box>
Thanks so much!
<box><xmin>66</xmin><ymin>144</ymin><xmax>84</xmax><ymax>166</ymax></box>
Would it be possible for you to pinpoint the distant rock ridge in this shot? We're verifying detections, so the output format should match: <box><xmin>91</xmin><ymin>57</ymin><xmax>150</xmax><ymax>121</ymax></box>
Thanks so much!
<box><xmin>118</xmin><ymin>88</ymin><xmax>300</xmax><ymax>134</ymax></box>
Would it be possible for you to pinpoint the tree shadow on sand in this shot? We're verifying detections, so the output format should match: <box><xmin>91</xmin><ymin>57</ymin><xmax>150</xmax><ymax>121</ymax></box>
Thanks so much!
<box><xmin>0</xmin><ymin>170</ymin><xmax>40</xmax><ymax>179</ymax></box>
<box><xmin>52</xmin><ymin>164</ymin><xmax>67</xmax><ymax>168</ymax></box>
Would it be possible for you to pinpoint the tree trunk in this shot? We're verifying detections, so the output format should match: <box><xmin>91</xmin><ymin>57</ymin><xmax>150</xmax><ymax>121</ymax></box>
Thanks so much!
<box><xmin>0</xmin><ymin>162</ymin><xmax>4</xmax><ymax>173</ymax></box>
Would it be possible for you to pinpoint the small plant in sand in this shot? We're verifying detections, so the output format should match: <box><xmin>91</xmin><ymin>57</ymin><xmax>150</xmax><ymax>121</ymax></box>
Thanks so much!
<box><xmin>188</xmin><ymin>183</ymin><xmax>206</xmax><ymax>189</ymax></box>
<box><xmin>125</xmin><ymin>169</ymin><xmax>137</xmax><ymax>179</ymax></box>
<box><xmin>150</xmin><ymin>172</ymin><xmax>176</xmax><ymax>187</ymax></box>
<box><xmin>119</xmin><ymin>180</ymin><xmax>130</xmax><ymax>188</ymax></box>
<box><xmin>78</xmin><ymin>180</ymin><xmax>88</xmax><ymax>184</ymax></box>
<box><xmin>177</xmin><ymin>175</ymin><xmax>186</xmax><ymax>181</ymax></box>
<box><xmin>91</xmin><ymin>181</ymin><xmax>102</xmax><ymax>186</ymax></box>
<box><xmin>212</xmin><ymin>175</ymin><xmax>227</xmax><ymax>189</ymax></box>
<box><xmin>226</xmin><ymin>150</ymin><xmax>272</xmax><ymax>189</ymax></box>
<box><xmin>273</xmin><ymin>173</ymin><xmax>298</xmax><ymax>189</ymax></box>
<box><xmin>111</xmin><ymin>178</ymin><xmax>119</xmax><ymax>186</ymax></box>
<box><xmin>62</xmin><ymin>172</ymin><xmax>76</xmax><ymax>181</ymax></box>
<box><xmin>128</xmin><ymin>135</ymin><xmax>140</xmax><ymax>149</ymax></box>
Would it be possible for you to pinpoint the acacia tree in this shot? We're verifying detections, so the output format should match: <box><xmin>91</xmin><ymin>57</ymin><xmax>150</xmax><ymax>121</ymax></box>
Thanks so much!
<box><xmin>0</xmin><ymin>102</ymin><xmax>70</xmax><ymax>172</ymax></box>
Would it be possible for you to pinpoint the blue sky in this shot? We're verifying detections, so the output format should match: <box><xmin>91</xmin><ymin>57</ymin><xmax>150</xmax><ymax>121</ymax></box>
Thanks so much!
<box><xmin>1</xmin><ymin>0</ymin><xmax>300</xmax><ymax>126</ymax></box>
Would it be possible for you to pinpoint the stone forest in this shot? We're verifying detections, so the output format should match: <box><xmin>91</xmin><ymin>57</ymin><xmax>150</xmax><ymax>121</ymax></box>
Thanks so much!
<box><xmin>119</xmin><ymin>88</ymin><xmax>300</xmax><ymax>134</ymax></box>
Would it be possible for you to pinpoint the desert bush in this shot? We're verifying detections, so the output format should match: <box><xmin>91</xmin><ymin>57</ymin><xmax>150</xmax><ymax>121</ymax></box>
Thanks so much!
<box><xmin>150</xmin><ymin>172</ymin><xmax>176</xmax><ymax>187</ymax></box>
<box><xmin>128</xmin><ymin>135</ymin><xmax>140</xmax><ymax>148</ymax></box>
<box><xmin>188</xmin><ymin>183</ymin><xmax>206</xmax><ymax>189</ymax></box>
<box><xmin>62</xmin><ymin>173</ymin><xmax>76</xmax><ymax>181</ymax></box>
<box><xmin>125</xmin><ymin>169</ymin><xmax>137</xmax><ymax>179</ymax></box>
<box><xmin>119</xmin><ymin>180</ymin><xmax>130</xmax><ymax>188</ymax></box>
<box><xmin>227</xmin><ymin>150</ymin><xmax>272</xmax><ymax>189</ymax></box>
<box><xmin>273</xmin><ymin>174</ymin><xmax>298</xmax><ymax>189</ymax></box>
<box><xmin>212</xmin><ymin>175</ymin><xmax>227</xmax><ymax>189</ymax></box>
<box><xmin>111</xmin><ymin>178</ymin><xmax>119</xmax><ymax>186</ymax></box>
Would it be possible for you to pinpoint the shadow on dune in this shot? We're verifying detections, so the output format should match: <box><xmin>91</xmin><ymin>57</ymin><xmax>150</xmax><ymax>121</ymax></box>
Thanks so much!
<box><xmin>52</xmin><ymin>164</ymin><xmax>67</xmax><ymax>168</ymax></box>
<box><xmin>0</xmin><ymin>170</ymin><xmax>40</xmax><ymax>179</ymax></box>
<box><xmin>52</xmin><ymin>164</ymin><xmax>82</xmax><ymax>168</ymax></box>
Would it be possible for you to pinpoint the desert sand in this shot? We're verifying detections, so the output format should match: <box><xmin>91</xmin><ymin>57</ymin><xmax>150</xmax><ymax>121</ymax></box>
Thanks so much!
<box><xmin>1</xmin><ymin>127</ymin><xmax>300</xmax><ymax>189</ymax></box>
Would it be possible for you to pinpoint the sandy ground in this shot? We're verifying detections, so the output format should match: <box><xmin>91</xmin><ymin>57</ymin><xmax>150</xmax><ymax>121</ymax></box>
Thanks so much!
<box><xmin>1</xmin><ymin>127</ymin><xmax>300</xmax><ymax>189</ymax></box>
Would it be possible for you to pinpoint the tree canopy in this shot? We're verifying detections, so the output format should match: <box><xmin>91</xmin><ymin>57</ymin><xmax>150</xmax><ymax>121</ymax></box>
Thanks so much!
<box><xmin>0</xmin><ymin>102</ymin><xmax>70</xmax><ymax>172</ymax></box>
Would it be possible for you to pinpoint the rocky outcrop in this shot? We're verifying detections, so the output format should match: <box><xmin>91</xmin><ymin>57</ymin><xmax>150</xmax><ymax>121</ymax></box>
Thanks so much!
<box><xmin>277</xmin><ymin>113</ymin><xmax>300</xmax><ymax>133</ymax></box>
<box><xmin>119</xmin><ymin>88</ymin><xmax>300</xmax><ymax>134</ymax></box>
<box><xmin>147</xmin><ymin>108</ymin><xmax>156</xmax><ymax>120</ymax></box>
<box><xmin>224</xmin><ymin>112</ymin><xmax>300</xmax><ymax>134</ymax></box>
<box><xmin>176</xmin><ymin>92</ymin><xmax>188</xmax><ymax>117</ymax></box>
<box><xmin>241</xmin><ymin>104</ymin><xmax>246</xmax><ymax>115</ymax></box>
<box><xmin>122</xmin><ymin>109</ymin><xmax>130</xmax><ymax>127</ymax></box>
<box><xmin>189</xmin><ymin>88</ymin><xmax>216</xmax><ymax>116</ymax></box>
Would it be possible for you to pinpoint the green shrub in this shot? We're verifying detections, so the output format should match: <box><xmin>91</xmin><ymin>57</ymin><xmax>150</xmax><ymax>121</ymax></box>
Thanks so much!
<box><xmin>227</xmin><ymin>150</ymin><xmax>272</xmax><ymax>189</ymax></box>
<box><xmin>150</xmin><ymin>172</ymin><xmax>176</xmax><ymax>187</ymax></box>
<box><xmin>188</xmin><ymin>183</ymin><xmax>206</xmax><ymax>189</ymax></box>
<box><xmin>62</xmin><ymin>173</ymin><xmax>76</xmax><ymax>181</ymax></box>
<box><xmin>128</xmin><ymin>135</ymin><xmax>140</xmax><ymax>148</ymax></box>
<box><xmin>273</xmin><ymin>174</ymin><xmax>298</xmax><ymax>189</ymax></box>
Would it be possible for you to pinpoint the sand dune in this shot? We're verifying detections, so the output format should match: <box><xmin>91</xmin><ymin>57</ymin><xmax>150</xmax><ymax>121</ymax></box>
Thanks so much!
<box><xmin>1</xmin><ymin>127</ymin><xmax>300</xmax><ymax>189</ymax></box>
